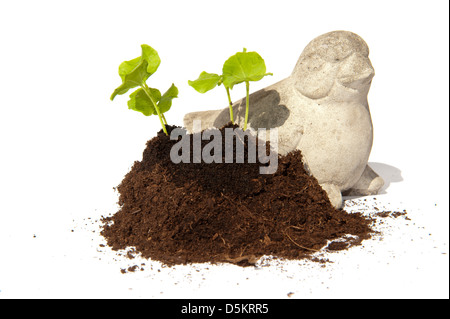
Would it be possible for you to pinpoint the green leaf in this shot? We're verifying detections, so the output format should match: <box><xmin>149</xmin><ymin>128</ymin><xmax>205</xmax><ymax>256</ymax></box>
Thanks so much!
<box><xmin>110</xmin><ymin>44</ymin><xmax>161</xmax><ymax>101</ymax></box>
<box><xmin>127</xmin><ymin>87</ymin><xmax>161</xmax><ymax>116</ymax></box>
<box><xmin>222</xmin><ymin>49</ymin><xmax>272</xmax><ymax>88</ymax></box>
<box><xmin>157</xmin><ymin>84</ymin><xmax>178</xmax><ymax>114</ymax></box>
<box><xmin>118</xmin><ymin>57</ymin><xmax>141</xmax><ymax>81</ymax></box>
<box><xmin>141</xmin><ymin>44</ymin><xmax>161</xmax><ymax>75</ymax></box>
<box><xmin>188</xmin><ymin>71</ymin><xmax>221</xmax><ymax>93</ymax></box>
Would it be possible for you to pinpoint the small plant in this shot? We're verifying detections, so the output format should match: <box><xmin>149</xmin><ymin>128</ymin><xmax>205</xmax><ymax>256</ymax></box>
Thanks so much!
<box><xmin>188</xmin><ymin>48</ymin><xmax>272</xmax><ymax>131</ymax></box>
<box><xmin>111</xmin><ymin>44</ymin><xmax>178</xmax><ymax>135</ymax></box>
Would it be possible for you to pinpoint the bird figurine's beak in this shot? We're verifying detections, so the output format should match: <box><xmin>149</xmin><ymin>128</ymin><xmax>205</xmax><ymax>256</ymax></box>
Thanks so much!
<box><xmin>338</xmin><ymin>53</ymin><xmax>375</xmax><ymax>91</ymax></box>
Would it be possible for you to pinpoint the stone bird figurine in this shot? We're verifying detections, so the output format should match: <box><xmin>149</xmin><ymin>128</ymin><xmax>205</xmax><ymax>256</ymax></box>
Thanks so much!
<box><xmin>183</xmin><ymin>31</ymin><xmax>384</xmax><ymax>208</ymax></box>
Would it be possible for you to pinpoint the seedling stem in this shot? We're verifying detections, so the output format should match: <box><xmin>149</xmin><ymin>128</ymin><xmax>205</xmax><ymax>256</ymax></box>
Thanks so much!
<box><xmin>226</xmin><ymin>87</ymin><xmax>234</xmax><ymax>124</ymax></box>
<box><xmin>142</xmin><ymin>82</ymin><xmax>168</xmax><ymax>135</ymax></box>
<box><xmin>244</xmin><ymin>81</ymin><xmax>250</xmax><ymax>131</ymax></box>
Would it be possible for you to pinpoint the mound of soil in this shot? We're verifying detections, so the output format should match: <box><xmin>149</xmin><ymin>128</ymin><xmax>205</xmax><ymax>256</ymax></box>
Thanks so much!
<box><xmin>101</xmin><ymin>124</ymin><xmax>373</xmax><ymax>266</ymax></box>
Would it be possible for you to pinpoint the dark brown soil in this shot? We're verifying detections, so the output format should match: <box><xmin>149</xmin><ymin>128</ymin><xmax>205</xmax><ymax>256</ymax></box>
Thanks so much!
<box><xmin>101</xmin><ymin>123</ymin><xmax>373</xmax><ymax>266</ymax></box>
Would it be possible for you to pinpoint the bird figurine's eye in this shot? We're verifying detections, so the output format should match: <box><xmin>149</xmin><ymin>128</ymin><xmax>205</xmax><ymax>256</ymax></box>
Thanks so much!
<box><xmin>324</xmin><ymin>49</ymin><xmax>352</xmax><ymax>63</ymax></box>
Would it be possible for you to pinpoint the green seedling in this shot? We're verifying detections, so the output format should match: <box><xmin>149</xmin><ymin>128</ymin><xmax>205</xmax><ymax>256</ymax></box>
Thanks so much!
<box><xmin>111</xmin><ymin>44</ymin><xmax>178</xmax><ymax>135</ymax></box>
<box><xmin>188</xmin><ymin>48</ymin><xmax>271</xmax><ymax>130</ymax></box>
<box><xmin>223</xmin><ymin>48</ymin><xmax>272</xmax><ymax>131</ymax></box>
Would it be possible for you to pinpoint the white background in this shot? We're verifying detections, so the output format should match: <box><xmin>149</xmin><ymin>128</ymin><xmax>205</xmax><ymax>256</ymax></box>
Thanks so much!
<box><xmin>0</xmin><ymin>0</ymin><xmax>448</xmax><ymax>299</ymax></box>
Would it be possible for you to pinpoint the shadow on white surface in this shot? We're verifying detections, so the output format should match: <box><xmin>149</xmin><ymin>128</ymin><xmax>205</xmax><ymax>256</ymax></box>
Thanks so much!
<box><xmin>369</xmin><ymin>162</ymin><xmax>403</xmax><ymax>194</ymax></box>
